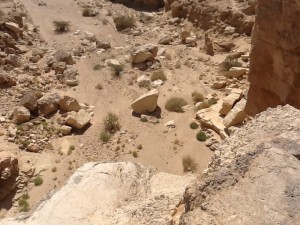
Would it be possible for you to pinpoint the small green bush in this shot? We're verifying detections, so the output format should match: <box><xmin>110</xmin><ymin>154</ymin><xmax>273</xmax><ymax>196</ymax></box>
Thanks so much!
<box><xmin>197</xmin><ymin>100</ymin><xmax>211</xmax><ymax>110</ymax></box>
<box><xmin>18</xmin><ymin>193</ymin><xmax>30</xmax><ymax>212</ymax></box>
<box><xmin>196</xmin><ymin>131</ymin><xmax>207</xmax><ymax>142</ymax></box>
<box><xmin>113</xmin><ymin>15</ymin><xmax>135</xmax><ymax>31</ymax></box>
<box><xmin>82</xmin><ymin>8</ymin><xmax>90</xmax><ymax>17</ymax></box>
<box><xmin>151</xmin><ymin>69</ymin><xmax>167</xmax><ymax>81</ymax></box>
<box><xmin>100</xmin><ymin>130</ymin><xmax>111</xmax><ymax>143</ymax></box>
<box><xmin>192</xmin><ymin>91</ymin><xmax>204</xmax><ymax>104</ymax></box>
<box><xmin>104</xmin><ymin>112</ymin><xmax>120</xmax><ymax>133</ymax></box>
<box><xmin>190</xmin><ymin>122</ymin><xmax>199</xmax><ymax>129</ymax></box>
<box><xmin>34</xmin><ymin>176</ymin><xmax>43</xmax><ymax>186</ymax></box>
<box><xmin>93</xmin><ymin>64</ymin><xmax>103</xmax><ymax>70</ymax></box>
<box><xmin>53</xmin><ymin>20</ymin><xmax>70</xmax><ymax>33</ymax></box>
<box><xmin>165</xmin><ymin>97</ymin><xmax>188</xmax><ymax>112</ymax></box>
<box><xmin>182</xmin><ymin>156</ymin><xmax>197</xmax><ymax>173</ymax></box>
<box><xmin>132</xmin><ymin>151</ymin><xmax>138</xmax><ymax>158</ymax></box>
<box><xmin>110</xmin><ymin>64</ymin><xmax>123</xmax><ymax>77</ymax></box>
<box><xmin>219</xmin><ymin>57</ymin><xmax>242</xmax><ymax>72</ymax></box>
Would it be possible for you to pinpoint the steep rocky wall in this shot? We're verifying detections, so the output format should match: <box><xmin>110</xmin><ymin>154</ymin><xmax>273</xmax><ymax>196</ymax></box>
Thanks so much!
<box><xmin>179</xmin><ymin>105</ymin><xmax>300</xmax><ymax>224</ymax></box>
<box><xmin>110</xmin><ymin>0</ymin><xmax>164</xmax><ymax>10</ymax></box>
<box><xmin>245</xmin><ymin>0</ymin><xmax>300</xmax><ymax>115</ymax></box>
<box><xmin>165</xmin><ymin>0</ymin><xmax>255</xmax><ymax>35</ymax></box>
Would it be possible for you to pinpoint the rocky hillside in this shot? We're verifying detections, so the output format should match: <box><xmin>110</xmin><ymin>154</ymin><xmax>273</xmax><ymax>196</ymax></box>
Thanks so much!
<box><xmin>179</xmin><ymin>105</ymin><xmax>300</xmax><ymax>224</ymax></box>
<box><xmin>246</xmin><ymin>0</ymin><xmax>300</xmax><ymax>115</ymax></box>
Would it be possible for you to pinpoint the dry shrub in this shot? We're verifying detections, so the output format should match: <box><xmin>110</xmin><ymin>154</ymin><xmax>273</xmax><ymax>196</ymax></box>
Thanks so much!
<box><xmin>113</xmin><ymin>15</ymin><xmax>135</xmax><ymax>31</ymax></box>
<box><xmin>165</xmin><ymin>97</ymin><xmax>188</xmax><ymax>112</ymax></box>
<box><xmin>151</xmin><ymin>69</ymin><xmax>167</xmax><ymax>81</ymax></box>
<box><xmin>182</xmin><ymin>156</ymin><xmax>197</xmax><ymax>173</ymax></box>
<box><xmin>53</xmin><ymin>20</ymin><xmax>70</xmax><ymax>33</ymax></box>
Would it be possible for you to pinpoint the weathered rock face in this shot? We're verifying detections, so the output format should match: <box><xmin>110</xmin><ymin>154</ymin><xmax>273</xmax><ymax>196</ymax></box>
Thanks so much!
<box><xmin>0</xmin><ymin>152</ymin><xmax>19</xmax><ymax>201</ymax></box>
<box><xmin>165</xmin><ymin>0</ymin><xmax>255</xmax><ymax>35</ymax></box>
<box><xmin>109</xmin><ymin>0</ymin><xmax>164</xmax><ymax>10</ymax></box>
<box><xmin>246</xmin><ymin>0</ymin><xmax>300</xmax><ymax>116</ymax></box>
<box><xmin>180</xmin><ymin>105</ymin><xmax>300</xmax><ymax>224</ymax></box>
<box><xmin>131</xmin><ymin>89</ymin><xmax>159</xmax><ymax>114</ymax></box>
<box><xmin>1</xmin><ymin>162</ymin><xmax>194</xmax><ymax>225</ymax></box>
<box><xmin>131</xmin><ymin>44</ymin><xmax>158</xmax><ymax>64</ymax></box>
<box><xmin>37</xmin><ymin>93</ymin><xmax>61</xmax><ymax>116</ymax></box>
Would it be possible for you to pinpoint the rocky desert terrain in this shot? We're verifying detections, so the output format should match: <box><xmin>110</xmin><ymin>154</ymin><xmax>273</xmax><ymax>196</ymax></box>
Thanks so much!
<box><xmin>0</xmin><ymin>0</ymin><xmax>299</xmax><ymax>224</ymax></box>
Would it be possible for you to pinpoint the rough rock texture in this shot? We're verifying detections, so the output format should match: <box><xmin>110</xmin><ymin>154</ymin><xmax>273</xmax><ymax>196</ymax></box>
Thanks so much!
<box><xmin>65</xmin><ymin>109</ymin><xmax>91</xmax><ymax>129</ymax></box>
<box><xmin>12</xmin><ymin>107</ymin><xmax>31</xmax><ymax>124</ymax></box>
<box><xmin>246</xmin><ymin>0</ymin><xmax>300</xmax><ymax>115</ymax></box>
<box><xmin>131</xmin><ymin>44</ymin><xmax>158</xmax><ymax>64</ymax></box>
<box><xmin>131</xmin><ymin>89</ymin><xmax>159</xmax><ymax>114</ymax></box>
<box><xmin>165</xmin><ymin>0</ymin><xmax>255</xmax><ymax>35</ymax></box>
<box><xmin>37</xmin><ymin>93</ymin><xmax>61</xmax><ymax>116</ymax></box>
<box><xmin>0</xmin><ymin>152</ymin><xmax>19</xmax><ymax>201</ymax></box>
<box><xmin>109</xmin><ymin>0</ymin><xmax>164</xmax><ymax>10</ymax></box>
<box><xmin>1</xmin><ymin>162</ymin><xmax>194</xmax><ymax>225</ymax></box>
<box><xmin>58</xmin><ymin>96</ymin><xmax>81</xmax><ymax>112</ymax></box>
<box><xmin>180</xmin><ymin>105</ymin><xmax>300</xmax><ymax>225</ymax></box>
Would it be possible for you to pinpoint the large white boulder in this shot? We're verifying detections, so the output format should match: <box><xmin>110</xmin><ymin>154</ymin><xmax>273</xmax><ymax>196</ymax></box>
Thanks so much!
<box><xmin>131</xmin><ymin>89</ymin><xmax>159</xmax><ymax>114</ymax></box>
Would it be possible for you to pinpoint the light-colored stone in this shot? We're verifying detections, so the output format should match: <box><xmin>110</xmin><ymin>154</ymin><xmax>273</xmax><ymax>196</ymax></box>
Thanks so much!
<box><xmin>219</xmin><ymin>89</ymin><xmax>243</xmax><ymax>116</ymax></box>
<box><xmin>65</xmin><ymin>109</ymin><xmax>91</xmax><ymax>129</ymax></box>
<box><xmin>84</xmin><ymin>31</ymin><xmax>96</xmax><ymax>42</ymax></box>
<box><xmin>13</xmin><ymin>107</ymin><xmax>31</xmax><ymax>124</ymax></box>
<box><xmin>20</xmin><ymin>93</ymin><xmax>38</xmax><ymax>111</ymax></box>
<box><xmin>37</xmin><ymin>93</ymin><xmax>61</xmax><ymax>116</ymax></box>
<box><xmin>224</xmin><ymin>67</ymin><xmax>248</xmax><ymax>78</ymax></box>
<box><xmin>1</xmin><ymin>162</ymin><xmax>194</xmax><ymax>225</ymax></box>
<box><xmin>59</xmin><ymin>125</ymin><xmax>72</xmax><ymax>135</ymax></box>
<box><xmin>5</xmin><ymin>22</ymin><xmax>22</xmax><ymax>33</ymax></box>
<box><xmin>27</xmin><ymin>143</ymin><xmax>40</xmax><ymax>153</ymax></box>
<box><xmin>131</xmin><ymin>44</ymin><xmax>158</xmax><ymax>64</ymax></box>
<box><xmin>137</xmin><ymin>75</ymin><xmax>151</xmax><ymax>87</ymax></box>
<box><xmin>59</xmin><ymin>96</ymin><xmax>81</xmax><ymax>112</ymax></box>
<box><xmin>131</xmin><ymin>89</ymin><xmax>159</xmax><ymax>114</ymax></box>
<box><xmin>223</xmin><ymin>98</ymin><xmax>247</xmax><ymax>127</ymax></box>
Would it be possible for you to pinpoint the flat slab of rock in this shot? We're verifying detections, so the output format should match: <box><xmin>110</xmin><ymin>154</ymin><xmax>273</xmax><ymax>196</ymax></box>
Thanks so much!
<box><xmin>65</xmin><ymin>109</ymin><xmax>91</xmax><ymax>129</ymax></box>
<box><xmin>219</xmin><ymin>89</ymin><xmax>243</xmax><ymax>116</ymax></box>
<box><xmin>1</xmin><ymin>162</ymin><xmax>194</xmax><ymax>225</ymax></box>
<box><xmin>223</xmin><ymin>98</ymin><xmax>247</xmax><ymax>127</ymax></box>
<box><xmin>131</xmin><ymin>89</ymin><xmax>159</xmax><ymax>114</ymax></box>
<box><xmin>224</xmin><ymin>67</ymin><xmax>248</xmax><ymax>78</ymax></box>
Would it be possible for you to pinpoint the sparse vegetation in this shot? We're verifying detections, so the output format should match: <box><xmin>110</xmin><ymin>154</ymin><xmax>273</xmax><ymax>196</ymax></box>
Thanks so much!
<box><xmin>18</xmin><ymin>193</ymin><xmax>30</xmax><ymax>212</ymax></box>
<box><xmin>137</xmin><ymin>144</ymin><xmax>143</xmax><ymax>150</ymax></box>
<box><xmin>67</xmin><ymin>145</ymin><xmax>75</xmax><ymax>155</ymax></box>
<box><xmin>33</xmin><ymin>176</ymin><xmax>43</xmax><ymax>186</ymax></box>
<box><xmin>192</xmin><ymin>91</ymin><xmax>204</xmax><ymax>104</ymax></box>
<box><xmin>82</xmin><ymin>8</ymin><xmax>90</xmax><ymax>17</ymax></box>
<box><xmin>95</xmin><ymin>83</ymin><xmax>103</xmax><ymax>90</ymax></box>
<box><xmin>190</xmin><ymin>122</ymin><xmax>199</xmax><ymax>129</ymax></box>
<box><xmin>53</xmin><ymin>20</ymin><xmax>70</xmax><ymax>33</ymax></box>
<box><xmin>110</xmin><ymin>64</ymin><xmax>123</xmax><ymax>77</ymax></box>
<box><xmin>93</xmin><ymin>64</ymin><xmax>103</xmax><ymax>70</ymax></box>
<box><xmin>104</xmin><ymin>112</ymin><xmax>120</xmax><ymax>133</ymax></box>
<box><xmin>100</xmin><ymin>130</ymin><xmax>111</xmax><ymax>143</ymax></box>
<box><xmin>219</xmin><ymin>57</ymin><xmax>242</xmax><ymax>72</ymax></box>
<box><xmin>102</xmin><ymin>18</ymin><xmax>109</xmax><ymax>25</ymax></box>
<box><xmin>182</xmin><ymin>156</ymin><xmax>197</xmax><ymax>173</ymax></box>
<box><xmin>165</xmin><ymin>97</ymin><xmax>188</xmax><ymax>112</ymax></box>
<box><xmin>197</xmin><ymin>100</ymin><xmax>211</xmax><ymax>110</ymax></box>
<box><xmin>196</xmin><ymin>131</ymin><xmax>207</xmax><ymax>142</ymax></box>
<box><xmin>113</xmin><ymin>15</ymin><xmax>135</xmax><ymax>31</ymax></box>
<box><xmin>132</xmin><ymin>151</ymin><xmax>138</xmax><ymax>158</ymax></box>
<box><xmin>51</xmin><ymin>167</ymin><xmax>57</xmax><ymax>173</ymax></box>
<box><xmin>151</xmin><ymin>69</ymin><xmax>167</xmax><ymax>81</ymax></box>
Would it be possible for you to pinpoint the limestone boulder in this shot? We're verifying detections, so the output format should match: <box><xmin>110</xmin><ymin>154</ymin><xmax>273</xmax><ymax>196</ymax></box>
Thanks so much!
<box><xmin>219</xmin><ymin>89</ymin><xmax>243</xmax><ymax>116</ymax></box>
<box><xmin>5</xmin><ymin>22</ymin><xmax>22</xmax><ymax>33</ymax></box>
<box><xmin>223</xmin><ymin>98</ymin><xmax>247</xmax><ymax>127</ymax></box>
<box><xmin>37</xmin><ymin>93</ymin><xmax>61</xmax><ymax>116</ymax></box>
<box><xmin>20</xmin><ymin>92</ymin><xmax>38</xmax><ymax>111</ymax></box>
<box><xmin>131</xmin><ymin>89</ymin><xmax>159</xmax><ymax>114</ymax></box>
<box><xmin>137</xmin><ymin>75</ymin><xmax>151</xmax><ymax>87</ymax></box>
<box><xmin>0</xmin><ymin>74</ymin><xmax>16</xmax><ymax>86</ymax></box>
<box><xmin>224</xmin><ymin>67</ymin><xmax>248</xmax><ymax>78</ymax></box>
<box><xmin>13</xmin><ymin>107</ymin><xmax>31</xmax><ymax>124</ymax></box>
<box><xmin>59</xmin><ymin>96</ymin><xmax>81</xmax><ymax>112</ymax></box>
<box><xmin>1</xmin><ymin>162</ymin><xmax>194</xmax><ymax>225</ymax></box>
<box><xmin>0</xmin><ymin>152</ymin><xmax>19</xmax><ymax>201</ymax></box>
<box><xmin>54</xmin><ymin>50</ymin><xmax>75</xmax><ymax>65</ymax></box>
<box><xmin>131</xmin><ymin>44</ymin><xmax>158</xmax><ymax>64</ymax></box>
<box><xmin>65</xmin><ymin>109</ymin><xmax>91</xmax><ymax>129</ymax></box>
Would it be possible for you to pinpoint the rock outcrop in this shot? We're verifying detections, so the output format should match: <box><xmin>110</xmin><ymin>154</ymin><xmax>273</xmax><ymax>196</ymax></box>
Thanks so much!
<box><xmin>1</xmin><ymin>162</ymin><xmax>194</xmax><ymax>225</ymax></box>
<box><xmin>180</xmin><ymin>105</ymin><xmax>300</xmax><ymax>224</ymax></box>
<box><xmin>109</xmin><ymin>0</ymin><xmax>164</xmax><ymax>10</ymax></box>
<box><xmin>246</xmin><ymin>0</ymin><xmax>300</xmax><ymax>115</ymax></box>
<box><xmin>165</xmin><ymin>0</ymin><xmax>255</xmax><ymax>35</ymax></box>
<box><xmin>0</xmin><ymin>152</ymin><xmax>19</xmax><ymax>201</ymax></box>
